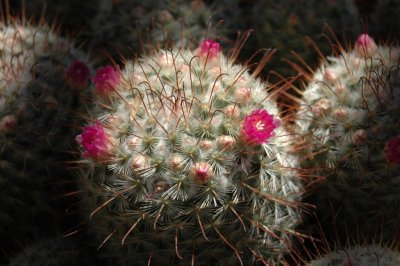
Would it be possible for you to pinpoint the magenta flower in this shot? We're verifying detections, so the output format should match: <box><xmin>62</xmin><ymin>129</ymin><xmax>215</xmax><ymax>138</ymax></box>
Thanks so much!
<box><xmin>355</xmin><ymin>33</ymin><xmax>377</xmax><ymax>57</ymax></box>
<box><xmin>385</xmin><ymin>135</ymin><xmax>400</xmax><ymax>164</ymax></box>
<box><xmin>76</xmin><ymin>122</ymin><xmax>111</xmax><ymax>159</ymax></box>
<box><xmin>242</xmin><ymin>109</ymin><xmax>279</xmax><ymax>145</ymax></box>
<box><xmin>199</xmin><ymin>39</ymin><xmax>221</xmax><ymax>59</ymax></box>
<box><xmin>65</xmin><ymin>60</ymin><xmax>90</xmax><ymax>88</ymax></box>
<box><xmin>92</xmin><ymin>66</ymin><xmax>120</xmax><ymax>95</ymax></box>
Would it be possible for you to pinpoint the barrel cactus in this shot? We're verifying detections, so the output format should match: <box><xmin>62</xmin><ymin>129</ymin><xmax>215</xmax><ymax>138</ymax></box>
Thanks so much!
<box><xmin>0</xmin><ymin>18</ymin><xmax>94</xmax><ymax>255</ymax></box>
<box><xmin>293</xmin><ymin>33</ymin><xmax>400</xmax><ymax>242</ymax></box>
<box><xmin>76</xmin><ymin>39</ymin><xmax>303</xmax><ymax>265</ymax></box>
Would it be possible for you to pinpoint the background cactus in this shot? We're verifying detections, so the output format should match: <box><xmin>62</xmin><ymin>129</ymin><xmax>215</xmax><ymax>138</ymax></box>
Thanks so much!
<box><xmin>85</xmin><ymin>0</ymin><xmax>241</xmax><ymax>66</ymax></box>
<box><xmin>7</xmin><ymin>237</ymin><xmax>95</xmax><ymax>266</ymax></box>
<box><xmin>75</xmin><ymin>40</ymin><xmax>304</xmax><ymax>265</ymax></box>
<box><xmin>0</xmin><ymin>17</ymin><xmax>94</xmax><ymax>259</ymax></box>
<box><xmin>9</xmin><ymin>0</ymin><xmax>98</xmax><ymax>38</ymax></box>
<box><xmin>292</xmin><ymin>33</ymin><xmax>400</xmax><ymax>244</ymax></box>
<box><xmin>307</xmin><ymin>245</ymin><xmax>400</xmax><ymax>266</ymax></box>
<box><xmin>238</xmin><ymin>0</ymin><xmax>361</xmax><ymax>80</ymax></box>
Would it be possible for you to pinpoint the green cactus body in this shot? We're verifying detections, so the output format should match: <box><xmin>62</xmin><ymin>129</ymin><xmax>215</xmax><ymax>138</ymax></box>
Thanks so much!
<box><xmin>0</xmin><ymin>21</ymin><xmax>94</xmax><ymax>255</ymax></box>
<box><xmin>307</xmin><ymin>245</ymin><xmax>400</xmax><ymax>266</ymax></box>
<box><xmin>294</xmin><ymin>34</ymin><xmax>400</xmax><ymax>242</ymax></box>
<box><xmin>86</xmin><ymin>0</ymin><xmax>238</xmax><ymax>66</ymax></box>
<box><xmin>77</xmin><ymin>40</ymin><xmax>303</xmax><ymax>265</ymax></box>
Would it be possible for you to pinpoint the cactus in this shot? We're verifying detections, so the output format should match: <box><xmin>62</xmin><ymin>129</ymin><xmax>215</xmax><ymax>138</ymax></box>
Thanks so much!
<box><xmin>86</xmin><ymin>0</ymin><xmax>240</xmax><ymax>66</ymax></box>
<box><xmin>9</xmin><ymin>0</ymin><xmax>98</xmax><ymax>37</ymax></box>
<box><xmin>76</xmin><ymin>40</ymin><xmax>303</xmax><ymax>265</ymax></box>
<box><xmin>7</xmin><ymin>237</ymin><xmax>94</xmax><ymax>266</ymax></box>
<box><xmin>0</xmin><ymin>18</ymin><xmax>94</xmax><ymax>256</ymax></box>
<box><xmin>8</xmin><ymin>239</ymin><xmax>81</xmax><ymax>266</ymax></box>
<box><xmin>293</xmin><ymin>33</ymin><xmax>400</xmax><ymax>243</ymax></box>
<box><xmin>239</xmin><ymin>0</ymin><xmax>360</xmax><ymax>80</ymax></box>
<box><xmin>307</xmin><ymin>245</ymin><xmax>400</xmax><ymax>266</ymax></box>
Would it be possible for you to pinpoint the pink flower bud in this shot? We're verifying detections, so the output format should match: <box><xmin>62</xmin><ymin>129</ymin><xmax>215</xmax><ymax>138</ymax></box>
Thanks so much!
<box><xmin>92</xmin><ymin>66</ymin><xmax>120</xmax><ymax>95</ymax></box>
<box><xmin>198</xmin><ymin>39</ymin><xmax>221</xmax><ymax>60</ymax></box>
<box><xmin>224</xmin><ymin>105</ymin><xmax>240</xmax><ymax>118</ymax></box>
<box><xmin>76</xmin><ymin>122</ymin><xmax>111</xmax><ymax>159</ymax></box>
<box><xmin>234</xmin><ymin>87</ymin><xmax>252</xmax><ymax>104</ymax></box>
<box><xmin>192</xmin><ymin>162</ymin><xmax>213</xmax><ymax>183</ymax></box>
<box><xmin>324</xmin><ymin>69</ymin><xmax>339</xmax><ymax>83</ymax></box>
<box><xmin>217</xmin><ymin>135</ymin><xmax>236</xmax><ymax>150</ymax></box>
<box><xmin>199</xmin><ymin>139</ymin><xmax>213</xmax><ymax>150</ymax></box>
<box><xmin>0</xmin><ymin>115</ymin><xmax>17</xmax><ymax>134</ymax></box>
<box><xmin>170</xmin><ymin>154</ymin><xmax>184</xmax><ymax>171</ymax></box>
<box><xmin>333</xmin><ymin>108</ymin><xmax>348</xmax><ymax>120</ymax></box>
<box><xmin>65</xmin><ymin>60</ymin><xmax>90</xmax><ymax>88</ymax></box>
<box><xmin>355</xmin><ymin>34</ymin><xmax>377</xmax><ymax>57</ymax></box>
<box><xmin>312</xmin><ymin>98</ymin><xmax>332</xmax><ymax>116</ymax></box>
<box><xmin>353</xmin><ymin>129</ymin><xmax>367</xmax><ymax>146</ymax></box>
<box><xmin>242</xmin><ymin>109</ymin><xmax>279</xmax><ymax>145</ymax></box>
<box><xmin>385</xmin><ymin>135</ymin><xmax>400</xmax><ymax>164</ymax></box>
<box><xmin>131</xmin><ymin>154</ymin><xmax>147</xmax><ymax>170</ymax></box>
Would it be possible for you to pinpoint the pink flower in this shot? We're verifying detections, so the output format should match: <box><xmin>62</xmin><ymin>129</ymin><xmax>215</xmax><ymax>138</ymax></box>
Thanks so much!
<box><xmin>76</xmin><ymin>122</ymin><xmax>111</xmax><ymax>159</ymax></box>
<box><xmin>92</xmin><ymin>66</ymin><xmax>120</xmax><ymax>95</ymax></box>
<box><xmin>355</xmin><ymin>34</ymin><xmax>377</xmax><ymax>57</ymax></box>
<box><xmin>385</xmin><ymin>135</ymin><xmax>400</xmax><ymax>164</ymax></box>
<box><xmin>199</xmin><ymin>39</ymin><xmax>221</xmax><ymax>59</ymax></box>
<box><xmin>65</xmin><ymin>60</ymin><xmax>90</xmax><ymax>88</ymax></box>
<box><xmin>242</xmin><ymin>109</ymin><xmax>279</xmax><ymax>145</ymax></box>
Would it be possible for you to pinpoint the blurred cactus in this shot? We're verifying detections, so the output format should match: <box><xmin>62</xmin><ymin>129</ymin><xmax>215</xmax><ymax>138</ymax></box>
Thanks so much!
<box><xmin>308</xmin><ymin>245</ymin><xmax>400</xmax><ymax>266</ymax></box>
<box><xmin>293</xmin><ymin>33</ymin><xmax>400</xmax><ymax>243</ymax></box>
<box><xmin>8</xmin><ymin>0</ymin><xmax>98</xmax><ymax>37</ymax></box>
<box><xmin>8</xmin><ymin>237</ymin><xmax>93</xmax><ymax>266</ymax></box>
<box><xmin>239</xmin><ymin>0</ymin><xmax>361</xmax><ymax>80</ymax></box>
<box><xmin>0</xmin><ymin>17</ymin><xmax>94</xmax><ymax>256</ymax></box>
<box><xmin>86</xmin><ymin>0</ymin><xmax>241</xmax><ymax>66</ymax></box>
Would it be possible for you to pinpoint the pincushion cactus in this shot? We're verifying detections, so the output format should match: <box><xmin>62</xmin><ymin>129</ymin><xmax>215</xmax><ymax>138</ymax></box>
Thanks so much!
<box><xmin>307</xmin><ymin>245</ymin><xmax>400</xmax><ymax>266</ymax></box>
<box><xmin>293</xmin><ymin>33</ymin><xmax>400</xmax><ymax>242</ymax></box>
<box><xmin>0</xmin><ymin>19</ymin><xmax>94</xmax><ymax>254</ymax></box>
<box><xmin>76</xmin><ymin>40</ymin><xmax>303</xmax><ymax>265</ymax></box>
